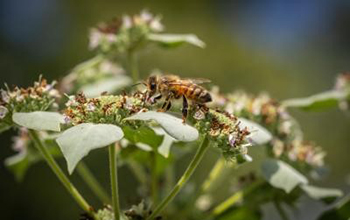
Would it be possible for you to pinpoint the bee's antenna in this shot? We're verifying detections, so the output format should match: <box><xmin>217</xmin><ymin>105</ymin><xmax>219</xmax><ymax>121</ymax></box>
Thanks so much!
<box><xmin>131</xmin><ymin>82</ymin><xmax>147</xmax><ymax>87</ymax></box>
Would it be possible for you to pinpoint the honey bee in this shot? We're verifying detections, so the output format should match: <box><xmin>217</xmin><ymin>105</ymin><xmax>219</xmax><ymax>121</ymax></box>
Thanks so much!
<box><xmin>142</xmin><ymin>74</ymin><xmax>212</xmax><ymax>122</ymax></box>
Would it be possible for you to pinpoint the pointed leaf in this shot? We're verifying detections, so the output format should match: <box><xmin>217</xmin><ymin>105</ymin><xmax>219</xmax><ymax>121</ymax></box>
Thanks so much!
<box><xmin>261</xmin><ymin>159</ymin><xmax>308</xmax><ymax>193</ymax></box>
<box><xmin>13</xmin><ymin>112</ymin><xmax>64</xmax><ymax>132</ymax></box>
<box><xmin>5</xmin><ymin>137</ymin><xmax>62</xmax><ymax>181</ymax></box>
<box><xmin>238</xmin><ymin>118</ymin><xmax>272</xmax><ymax>145</ymax></box>
<box><xmin>123</xmin><ymin>126</ymin><xmax>164</xmax><ymax>150</ymax></box>
<box><xmin>148</xmin><ymin>33</ymin><xmax>206</xmax><ymax>48</ymax></box>
<box><xmin>56</xmin><ymin>123</ymin><xmax>124</xmax><ymax>174</ymax></box>
<box><xmin>4</xmin><ymin>152</ymin><xmax>29</xmax><ymax>181</ymax></box>
<box><xmin>301</xmin><ymin>185</ymin><xmax>343</xmax><ymax>203</ymax></box>
<box><xmin>318</xmin><ymin>195</ymin><xmax>350</xmax><ymax>220</ymax></box>
<box><xmin>81</xmin><ymin>75</ymin><xmax>132</xmax><ymax>98</ymax></box>
<box><xmin>0</xmin><ymin>122</ymin><xmax>11</xmax><ymax>133</ymax></box>
<box><xmin>124</xmin><ymin>111</ymin><xmax>199</xmax><ymax>142</ymax></box>
<box><xmin>282</xmin><ymin>90</ymin><xmax>347</xmax><ymax>111</ymax></box>
<box><xmin>153</xmin><ymin>127</ymin><xmax>176</xmax><ymax>158</ymax></box>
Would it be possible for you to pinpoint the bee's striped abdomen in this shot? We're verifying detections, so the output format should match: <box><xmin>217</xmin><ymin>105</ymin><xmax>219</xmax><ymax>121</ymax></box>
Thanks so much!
<box><xmin>185</xmin><ymin>84</ymin><xmax>211</xmax><ymax>103</ymax></box>
<box><xmin>169</xmin><ymin>81</ymin><xmax>212</xmax><ymax>103</ymax></box>
<box><xmin>198</xmin><ymin>90</ymin><xmax>212</xmax><ymax>103</ymax></box>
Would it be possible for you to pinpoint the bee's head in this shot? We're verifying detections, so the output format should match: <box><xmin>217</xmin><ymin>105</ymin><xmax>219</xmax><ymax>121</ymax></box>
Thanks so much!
<box><xmin>147</xmin><ymin>75</ymin><xmax>158</xmax><ymax>96</ymax></box>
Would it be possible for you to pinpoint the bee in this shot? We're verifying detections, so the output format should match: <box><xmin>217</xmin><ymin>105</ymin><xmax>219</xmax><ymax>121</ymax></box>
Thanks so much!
<box><xmin>143</xmin><ymin>74</ymin><xmax>212</xmax><ymax>122</ymax></box>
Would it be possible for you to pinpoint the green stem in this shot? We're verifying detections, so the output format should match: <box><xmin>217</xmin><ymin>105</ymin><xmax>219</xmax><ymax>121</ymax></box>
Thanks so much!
<box><xmin>28</xmin><ymin>130</ymin><xmax>98</xmax><ymax>219</ymax></box>
<box><xmin>211</xmin><ymin>179</ymin><xmax>264</xmax><ymax>216</ymax></box>
<box><xmin>128</xmin><ymin>160</ymin><xmax>148</xmax><ymax>186</ymax></box>
<box><xmin>146</xmin><ymin>136</ymin><xmax>210</xmax><ymax>220</ymax></box>
<box><xmin>77</xmin><ymin>162</ymin><xmax>111</xmax><ymax>204</ymax></box>
<box><xmin>179</xmin><ymin>157</ymin><xmax>225</xmax><ymax>217</ymax></box>
<box><xmin>109</xmin><ymin>144</ymin><xmax>121</xmax><ymax>220</ymax></box>
<box><xmin>274</xmin><ymin>200</ymin><xmax>289</xmax><ymax>220</ymax></box>
<box><xmin>201</xmin><ymin>157</ymin><xmax>225</xmax><ymax>193</ymax></box>
<box><xmin>127</xmin><ymin>51</ymin><xmax>139</xmax><ymax>83</ymax></box>
<box><xmin>151</xmin><ymin>152</ymin><xmax>158</xmax><ymax>205</ymax></box>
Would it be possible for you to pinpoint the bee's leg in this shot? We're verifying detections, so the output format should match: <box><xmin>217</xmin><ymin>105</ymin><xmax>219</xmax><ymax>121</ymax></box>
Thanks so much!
<box><xmin>165</xmin><ymin>101</ymin><xmax>172</xmax><ymax>111</ymax></box>
<box><xmin>150</xmin><ymin>94</ymin><xmax>162</xmax><ymax>104</ymax></box>
<box><xmin>182</xmin><ymin>95</ymin><xmax>188</xmax><ymax>123</ymax></box>
<box><xmin>158</xmin><ymin>93</ymin><xmax>172</xmax><ymax>112</ymax></box>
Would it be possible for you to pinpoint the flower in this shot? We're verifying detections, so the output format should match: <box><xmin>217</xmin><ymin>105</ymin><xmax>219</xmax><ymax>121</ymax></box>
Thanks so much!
<box><xmin>0</xmin><ymin>77</ymin><xmax>59</xmax><ymax>125</ymax></box>
<box><xmin>0</xmin><ymin>89</ymin><xmax>9</xmax><ymax>104</ymax></box>
<box><xmin>86</xmin><ymin>102</ymin><xmax>96</xmax><ymax>112</ymax></box>
<box><xmin>88</xmin><ymin>10</ymin><xmax>164</xmax><ymax>53</ymax></box>
<box><xmin>11</xmin><ymin>128</ymin><xmax>29</xmax><ymax>152</ymax></box>
<box><xmin>195</xmin><ymin>109</ymin><xmax>252</xmax><ymax>162</ymax></box>
<box><xmin>0</xmin><ymin>106</ymin><xmax>8</xmax><ymax>119</ymax></box>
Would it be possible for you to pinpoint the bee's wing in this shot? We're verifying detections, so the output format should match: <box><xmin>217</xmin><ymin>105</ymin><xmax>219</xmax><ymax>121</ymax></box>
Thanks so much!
<box><xmin>183</xmin><ymin>78</ymin><xmax>211</xmax><ymax>84</ymax></box>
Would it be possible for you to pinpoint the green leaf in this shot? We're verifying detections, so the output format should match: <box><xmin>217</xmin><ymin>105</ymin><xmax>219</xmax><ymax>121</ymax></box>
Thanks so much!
<box><xmin>282</xmin><ymin>90</ymin><xmax>347</xmax><ymax>111</ymax></box>
<box><xmin>123</xmin><ymin>126</ymin><xmax>164</xmax><ymax>150</ymax></box>
<box><xmin>148</xmin><ymin>33</ymin><xmax>206</xmax><ymax>48</ymax></box>
<box><xmin>12</xmin><ymin>112</ymin><xmax>64</xmax><ymax>132</ymax></box>
<box><xmin>238</xmin><ymin>118</ymin><xmax>272</xmax><ymax>145</ymax></box>
<box><xmin>153</xmin><ymin>127</ymin><xmax>176</xmax><ymax>158</ymax></box>
<box><xmin>4</xmin><ymin>152</ymin><xmax>30</xmax><ymax>181</ymax></box>
<box><xmin>124</xmin><ymin>111</ymin><xmax>199</xmax><ymax>142</ymax></box>
<box><xmin>261</xmin><ymin>159</ymin><xmax>308</xmax><ymax>193</ymax></box>
<box><xmin>81</xmin><ymin>75</ymin><xmax>132</xmax><ymax>98</ymax></box>
<box><xmin>318</xmin><ymin>195</ymin><xmax>350</xmax><ymax>220</ymax></box>
<box><xmin>216</xmin><ymin>206</ymin><xmax>261</xmax><ymax>220</ymax></box>
<box><xmin>301</xmin><ymin>185</ymin><xmax>343</xmax><ymax>203</ymax></box>
<box><xmin>0</xmin><ymin>122</ymin><xmax>11</xmax><ymax>133</ymax></box>
<box><xmin>5</xmin><ymin>139</ymin><xmax>62</xmax><ymax>181</ymax></box>
<box><xmin>56</xmin><ymin>123</ymin><xmax>124</xmax><ymax>174</ymax></box>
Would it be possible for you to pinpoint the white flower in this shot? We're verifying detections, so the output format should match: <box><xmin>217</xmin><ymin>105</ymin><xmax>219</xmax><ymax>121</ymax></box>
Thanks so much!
<box><xmin>272</xmin><ymin>139</ymin><xmax>284</xmax><ymax>157</ymax></box>
<box><xmin>29</xmin><ymin>93</ymin><xmax>39</xmax><ymax>99</ymax></box>
<box><xmin>243</xmin><ymin>154</ymin><xmax>253</xmax><ymax>162</ymax></box>
<box><xmin>140</xmin><ymin>10</ymin><xmax>153</xmax><ymax>22</ymax></box>
<box><xmin>193</xmin><ymin>109</ymin><xmax>205</xmax><ymax>120</ymax></box>
<box><xmin>16</xmin><ymin>94</ymin><xmax>25</xmax><ymax>102</ymax></box>
<box><xmin>288</xmin><ymin>151</ymin><xmax>297</xmax><ymax>161</ymax></box>
<box><xmin>63</xmin><ymin>114</ymin><xmax>71</xmax><ymax>124</ymax></box>
<box><xmin>89</xmin><ymin>29</ymin><xmax>102</xmax><ymax>49</ymax></box>
<box><xmin>49</xmin><ymin>89</ymin><xmax>60</xmax><ymax>98</ymax></box>
<box><xmin>195</xmin><ymin>195</ymin><xmax>212</xmax><ymax>211</ymax></box>
<box><xmin>1</xmin><ymin>89</ymin><xmax>10</xmax><ymax>103</ymax></box>
<box><xmin>150</xmin><ymin>17</ymin><xmax>164</xmax><ymax>32</ymax></box>
<box><xmin>122</xmin><ymin>15</ymin><xmax>132</xmax><ymax>29</ymax></box>
<box><xmin>99</xmin><ymin>60</ymin><xmax>124</xmax><ymax>75</ymax></box>
<box><xmin>105</xmin><ymin>33</ymin><xmax>117</xmax><ymax>43</ymax></box>
<box><xmin>86</xmin><ymin>102</ymin><xmax>96</xmax><ymax>111</ymax></box>
<box><xmin>12</xmin><ymin>128</ymin><xmax>29</xmax><ymax>152</ymax></box>
<box><xmin>124</xmin><ymin>97</ymin><xmax>134</xmax><ymax>110</ymax></box>
<box><xmin>65</xmin><ymin>96</ymin><xmax>78</xmax><ymax>107</ymax></box>
<box><xmin>228</xmin><ymin>133</ymin><xmax>236</xmax><ymax>147</ymax></box>
<box><xmin>0</xmin><ymin>106</ymin><xmax>8</xmax><ymax>119</ymax></box>
<box><xmin>278</xmin><ymin>120</ymin><xmax>292</xmax><ymax>135</ymax></box>
<box><xmin>43</xmin><ymin>84</ymin><xmax>53</xmax><ymax>92</ymax></box>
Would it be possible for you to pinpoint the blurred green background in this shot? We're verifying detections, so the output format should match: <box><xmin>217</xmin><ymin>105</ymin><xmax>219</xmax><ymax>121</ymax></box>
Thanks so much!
<box><xmin>0</xmin><ymin>1</ymin><xmax>349</xmax><ymax>219</ymax></box>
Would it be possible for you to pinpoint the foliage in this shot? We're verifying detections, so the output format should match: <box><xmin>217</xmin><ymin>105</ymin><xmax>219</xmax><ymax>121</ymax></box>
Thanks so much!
<box><xmin>1</xmin><ymin>9</ymin><xmax>349</xmax><ymax>220</ymax></box>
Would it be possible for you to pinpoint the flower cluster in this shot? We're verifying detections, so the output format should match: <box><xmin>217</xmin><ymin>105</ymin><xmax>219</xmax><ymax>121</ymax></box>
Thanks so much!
<box><xmin>334</xmin><ymin>72</ymin><xmax>350</xmax><ymax>91</ymax></box>
<box><xmin>60</xmin><ymin>56</ymin><xmax>125</xmax><ymax>94</ymax></box>
<box><xmin>194</xmin><ymin>108</ymin><xmax>252</xmax><ymax>163</ymax></box>
<box><xmin>272</xmin><ymin>139</ymin><xmax>325</xmax><ymax>168</ymax></box>
<box><xmin>209</xmin><ymin>89</ymin><xmax>326</xmax><ymax>170</ymax></box>
<box><xmin>63</xmin><ymin>92</ymin><xmax>252</xmax><ymax>162</ymax></box>
<box><xmin>89</xmin><ymin>10</ymin><xmax>163</xmax><ymax>53</ymax></box>
<box><xmin>124</xmin><ymin>201</ymin><xmax>152</xmax><ymax>220</ymax></box>
<box><xmin>334</xmin><ymin>72</ymin><xmax>350</xmax><ymax>111</ymax></box>
<box><xmin>63</xmin><ymin>92</ymin><xmax>146</xmax><ymax>126</ymax></box>
<box><xmin>0</xmin><ymin>77</ymin><xmax>60</xmax><ymax>126</ymax></box>
<box><xmin>11</xmin><ymin>127</ymin><xmax>30</xmax><ymax>154</ymax></box>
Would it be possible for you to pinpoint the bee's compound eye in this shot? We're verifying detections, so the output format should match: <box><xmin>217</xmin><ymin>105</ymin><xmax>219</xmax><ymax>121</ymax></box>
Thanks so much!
<box><xmin>150</xmin><ymin>83</ymin><xmax>156</xmax><ymax>90</ymax></box>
